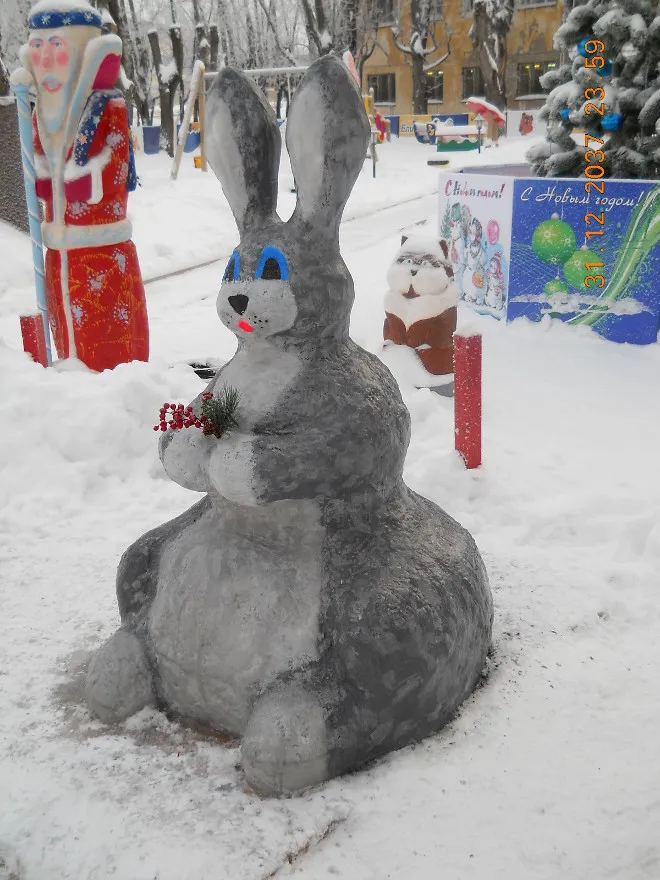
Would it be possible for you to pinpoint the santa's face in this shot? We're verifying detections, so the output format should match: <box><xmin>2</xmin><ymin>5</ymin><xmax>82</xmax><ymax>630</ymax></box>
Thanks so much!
<box><xmin>29</xmin><ymin>26</ymin><xmax>88</xmax><ymax>134</ymax></box>
<box><xmin>29</xmin><ymin>31</ymin><xmax>71</xmax><ymax>90</ymax></box>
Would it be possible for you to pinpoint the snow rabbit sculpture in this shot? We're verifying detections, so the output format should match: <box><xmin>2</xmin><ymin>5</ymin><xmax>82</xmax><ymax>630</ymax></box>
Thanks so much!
<box><xmin>85</xmin><ymin>55</ymin><xmax>493</xmax><ymax>796</ymax></box>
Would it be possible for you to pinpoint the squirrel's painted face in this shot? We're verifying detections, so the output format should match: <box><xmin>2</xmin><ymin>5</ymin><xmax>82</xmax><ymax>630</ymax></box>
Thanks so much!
<box><xmin>387</xmin><ymin>250</ymin><xmax>454</xmax><ymax>299</ymax></box>
<box><xmin>217</xmin><ymin>245</ymin><xmax>298</xmax><ymax>339</ymax></box>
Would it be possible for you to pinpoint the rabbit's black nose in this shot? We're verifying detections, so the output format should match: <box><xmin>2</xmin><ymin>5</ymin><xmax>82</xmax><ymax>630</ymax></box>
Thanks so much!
<box><xmin>228</xmin><ymin>294</ymin><xmax>249</xmax><ymax>315</ymax></box>
<box><xmin>410</xmin><ymin>269</ymin><xmax>418</xmax><ymax>276</ymax></box>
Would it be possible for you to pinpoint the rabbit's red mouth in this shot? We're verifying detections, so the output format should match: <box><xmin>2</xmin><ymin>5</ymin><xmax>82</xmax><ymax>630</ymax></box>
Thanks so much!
<box><xmin>237</xmin><ymin>319</ymin><xmax>254</xmax><ymax>333</ymax></box>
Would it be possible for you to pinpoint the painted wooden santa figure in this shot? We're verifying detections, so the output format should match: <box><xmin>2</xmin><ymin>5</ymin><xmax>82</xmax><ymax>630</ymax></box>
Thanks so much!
<box><xmin>18</xmin><ymin>0</ymin><xmax>148</xmax><ymax>372</ymax></box>
<box><xmin>383</xmin><ymin>234</ymin><xmax>458</xmax><ymax>394</ymax></box>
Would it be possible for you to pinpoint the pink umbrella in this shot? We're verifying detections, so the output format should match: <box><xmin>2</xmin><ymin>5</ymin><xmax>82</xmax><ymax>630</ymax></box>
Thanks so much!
<box><xmin>465</xmin><ymin>96</ymin><xmax>506</xmax><ymax>126</ymax></box>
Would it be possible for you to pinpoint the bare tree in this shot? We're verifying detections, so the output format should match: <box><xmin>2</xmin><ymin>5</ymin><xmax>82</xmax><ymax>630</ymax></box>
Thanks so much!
<box><xmin>255</xmin><ymin>0</ymin><xmax>300</xmax><ymax>65</ymax></box>
<box><xmin>299</xmin><ymin>0</ymin><xmax>333</xmax><ymax>56</ymax></box>
<box><xmin>191</xmin><ymin>0</ymin><xmax>210</xmax><ymax>67</ymax></box>
<box><xmin>343</xmin><ymin>0</ymin><xmax>382</xmax><ymax>83</ymax></box>
<box><xmin>148</xmin><ymin>25</ymin><xmax>183</xmax><ymax>155</ymax></box>
<box><xmin>94</xmin><ymin>0</ymin><xmax>153</xmax><ymax>123</ymax></box>
<box><xmin>0</xmin><ymin>54</ymin><xmax>10</xmax><ymax>97</ymax></box>
<box><xmin>392</xmin><ymin>0</ymin><xmax>451</xmax><ymax>115</ymax></box>
<box><xmin>209</xmin><ymin>23</ymin><xmax>220</xmax><ymax>69</ymax></box>
<box><xmin>469</xmin><ymin>0</ymin><xmax>514</xmax><ymax>110</ymax></box>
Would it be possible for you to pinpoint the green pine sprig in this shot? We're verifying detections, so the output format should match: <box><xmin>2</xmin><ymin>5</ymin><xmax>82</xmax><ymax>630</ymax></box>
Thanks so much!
<box><xmin>200</xmin><ymin>385</ymin><xmax>240</xmax><ymax>438</ymax></box>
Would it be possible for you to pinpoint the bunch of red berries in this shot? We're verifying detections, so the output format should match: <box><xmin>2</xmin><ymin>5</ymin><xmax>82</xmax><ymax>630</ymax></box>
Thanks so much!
<box><xmin>153</xmin><ymin>401</ymin><xmax>208</xmax><ymax>432</ymax></box>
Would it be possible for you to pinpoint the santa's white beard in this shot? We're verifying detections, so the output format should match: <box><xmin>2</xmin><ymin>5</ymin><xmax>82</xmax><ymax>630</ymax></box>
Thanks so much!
<box><xmin>38</xmin><ymin>81</ymin><xmax>73</xmax><ymax>136</ymax></box>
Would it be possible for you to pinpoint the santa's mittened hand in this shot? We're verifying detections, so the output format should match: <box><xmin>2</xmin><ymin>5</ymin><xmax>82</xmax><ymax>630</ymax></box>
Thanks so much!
<box><xmin>64</xmin><ymin>175</ymin><xmax>93</xmax><ymax>203</ymax></box>
<box><xmin>35</xmin><ymin>177</ymin><xmax>52</xmax><ymax>200</ymax></box>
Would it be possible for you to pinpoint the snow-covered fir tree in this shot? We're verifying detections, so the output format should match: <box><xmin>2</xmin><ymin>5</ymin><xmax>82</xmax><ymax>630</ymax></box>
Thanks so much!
<box><xmin>528</xmin><ymin>0</ymin><xmax>660</xmax><ymax>179</ymax></box>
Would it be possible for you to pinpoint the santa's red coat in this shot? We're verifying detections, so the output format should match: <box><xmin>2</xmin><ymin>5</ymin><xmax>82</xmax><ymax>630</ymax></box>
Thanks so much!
<box><xmin>33</xmin><ymin>97</ymin><xmax>148</xmax><ymax>372</ymax></box>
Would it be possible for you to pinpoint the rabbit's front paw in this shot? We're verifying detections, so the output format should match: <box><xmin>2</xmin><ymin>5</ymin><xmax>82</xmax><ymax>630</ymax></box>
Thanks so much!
<box><xmin>208</xmin><ymin>432</ymin><xmax>259</xmax><ymax>506</ymax></box>
<box><xmin>159</xmin><ymin>427</ymin><xmax>214</xmax><ymax>492</ymax></box>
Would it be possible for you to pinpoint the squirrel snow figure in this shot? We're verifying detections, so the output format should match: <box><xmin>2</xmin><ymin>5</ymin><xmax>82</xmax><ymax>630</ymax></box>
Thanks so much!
<box><xmin>85</xmin><ymin>56</ymin><xmax>492</xmax><ymax>796</ymax></box>
<box><xmin>384</xmin><ymin>234</ymin><xmax>459</xmax><ymax>380</ymax></box>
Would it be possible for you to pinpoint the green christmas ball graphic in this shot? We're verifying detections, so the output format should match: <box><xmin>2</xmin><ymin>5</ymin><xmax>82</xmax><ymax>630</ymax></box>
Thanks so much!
<box><xmin>532</xmin><ymin>214</ymin><xmax>577</xmax><ymax>265</ymax></box>
<box><xmin>563</xmin><ymin>249</ymin><xmax>602</xmax><ymax>290</ymax></box>
<box><xmin>544</xmin><ymin>279</ymin><xmax>570</xmax><ymax>297</ymax></box>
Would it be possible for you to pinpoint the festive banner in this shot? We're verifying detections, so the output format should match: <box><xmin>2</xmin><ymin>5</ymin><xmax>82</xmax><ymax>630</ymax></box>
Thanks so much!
<box><xmin>438</xmin><ymin>171</ymin><xmax>514</xmax><ymax>319</ymax></box>
<box><xmin>509</xmin><ymin>178</ymin><xmax>660</xmax><ymax>345</ymax></box>
<box><xmin>439</xmin><ymin>172</ymin><xmax>660</xmax><ymax>344</ymax></box>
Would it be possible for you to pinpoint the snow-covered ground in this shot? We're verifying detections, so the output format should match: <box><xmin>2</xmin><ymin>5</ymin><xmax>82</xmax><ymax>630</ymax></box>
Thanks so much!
<box><xmin>1</xmin><ymin>135</ymin><xmax>659</xmax><ymax>880</ymax></box>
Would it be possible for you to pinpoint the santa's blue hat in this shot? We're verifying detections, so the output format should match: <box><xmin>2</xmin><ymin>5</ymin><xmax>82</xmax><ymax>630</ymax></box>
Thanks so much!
<box><xmin>29</xmin><ymin>0</ymin><xmax>102</xmax><ymax>30</ymax></box>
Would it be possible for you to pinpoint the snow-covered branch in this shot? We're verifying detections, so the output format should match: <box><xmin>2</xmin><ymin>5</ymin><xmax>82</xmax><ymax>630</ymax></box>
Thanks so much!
<box><xmin>391</xmin><ymin>24</ymin><xmax>412</xmax><ymax>56</ymax></box>
<box><xmin>254</xmin><ymin>0</ymin><xmax>299</xmax><ymax>66</ymax></box>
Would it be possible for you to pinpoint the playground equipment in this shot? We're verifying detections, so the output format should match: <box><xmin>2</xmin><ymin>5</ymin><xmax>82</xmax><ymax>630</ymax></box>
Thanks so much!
<box><xmin>413</xmin><ymin>120</ymin><xmax>437</xmax><ymax>145</ymax></box>
<box><xmin>435</xmin><ymin>123</ymin><xmax>481</xmax><ymax>153</ymax></box>
<box><xmin>413</xmin><ymin>117</ymin><xmax>481</xmax><ymax>152</ymax></box>
<box><xmin>363</xmin><ymin>88</ymin><xmax>390</xmax><ymax>144</ymax></box>
<box><xmin>361</xmin><ymin>87</ymin><xmax>386</xmax><ymax>178</ymax></box>
<box><xmin>465</xmin><ymin>96</ymin><xmax>505</xmax><ymax>143</ymax></box>
<box><xmin>172</xmin><ymin>59</ymin><xmax>207</xmax><ymax>179</ymax></box>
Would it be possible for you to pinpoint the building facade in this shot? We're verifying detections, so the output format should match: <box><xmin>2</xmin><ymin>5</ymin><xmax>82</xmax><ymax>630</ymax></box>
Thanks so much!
<box><xmin>362</xmin><ymin>0</ymin><xmax>564</xmax><ymax>118</ymax></box>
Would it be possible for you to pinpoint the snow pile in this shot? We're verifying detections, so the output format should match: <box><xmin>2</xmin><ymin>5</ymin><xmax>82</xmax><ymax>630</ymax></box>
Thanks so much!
<box><xmin>1</xmin><ymin>136</ymin><xmax>659</xmax><ymax>879</ymax></box>
<box><xmin>0</xmin><ymin>343</ymin><xmax>202</xmax><ymax>536</ymax></box>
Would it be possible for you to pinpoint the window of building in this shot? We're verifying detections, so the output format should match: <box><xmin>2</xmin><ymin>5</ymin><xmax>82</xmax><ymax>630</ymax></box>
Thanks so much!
<box><xmin>426</xmin><ymin>70</ymin><xmax>444</xmax><ymax>102</ymax></box>
<box><xmin>463</xmin><ymin>0</ymin><xmax>555</xmax><ymax>11</ymax></box>
<box><xmin>367</xmin><ymin>73</ymin><xmax>396</xmax><ymax>104</ymax></box>
<box><xmin>430</xmin><ymin>0</ymin><xmax>444</xmax><ymax>17</ymax></box>
<box><xmin>515</xmin><ymin>0</ymin><xmax>556</xmax><ymax>7</ymax></box>
<box><xmin>375</xmin><ymin>0</ymin><xmax>396</xmax><ymax>24</ymax></box>
<box><xmin>516</xmin><ymin>61</ymin><xmax>557</xmax><ymax>96</ymax></box>
<box><xmin>462</xmin><ymin>67</ymin><xmax>485</xmax><ymax>99</ymax></box>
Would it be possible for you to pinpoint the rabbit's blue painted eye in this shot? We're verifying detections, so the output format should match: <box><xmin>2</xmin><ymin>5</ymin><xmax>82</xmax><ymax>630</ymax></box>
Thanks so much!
<box><xmin>256</xmin><ymin>246</ymin><xmax>289</xmax><ymax>281</ymax></box>
<box><xmin>223</xmin><ymin>250</ymin><xmax>240</xmax><ymax>282</ymax></box>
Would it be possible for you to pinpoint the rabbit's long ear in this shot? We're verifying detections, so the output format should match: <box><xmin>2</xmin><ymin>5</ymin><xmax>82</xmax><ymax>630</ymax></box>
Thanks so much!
<box><xmin>286</xmin><ymin>55</ymin><xmax>370</xmax><ymax>235</ymax></box>
<box><xmin>206</xmin><ymin>68</ymin><xmax>281</xmax><ymax>234</ymax></box>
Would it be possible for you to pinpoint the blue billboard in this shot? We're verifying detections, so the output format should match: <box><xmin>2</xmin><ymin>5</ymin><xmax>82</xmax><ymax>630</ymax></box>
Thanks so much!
<box><xmin>508</xmin><ymin>179</ymin><xmax>660</xmax><ymax>345</ymax></box>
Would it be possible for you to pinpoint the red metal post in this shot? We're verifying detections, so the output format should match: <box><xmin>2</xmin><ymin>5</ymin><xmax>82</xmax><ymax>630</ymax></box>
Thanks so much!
<box><xmin>454</xmin><ymin>332</ymin><xmax>482</xmax><ymax>469</ymax></box>
<box><xmin>20</xmin><ymin>313</ymin><xmax>49</xmax><ymax>367</ymax></box>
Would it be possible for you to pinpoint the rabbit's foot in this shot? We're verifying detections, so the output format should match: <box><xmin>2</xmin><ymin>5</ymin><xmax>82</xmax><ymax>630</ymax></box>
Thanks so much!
<box><xmin>86</xmin><ymin>628</ymin><xmax>155</xmax><ymax>723</ymax></box>
<box><xmin>242</xmin><ymin>684</ymin><xmax>328</xmax><ymax>796</ymax></box>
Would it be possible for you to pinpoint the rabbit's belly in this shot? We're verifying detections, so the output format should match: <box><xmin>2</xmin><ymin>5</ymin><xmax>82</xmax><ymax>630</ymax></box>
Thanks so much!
<box><xmin>148</xmin><ymin>500</ymin><xmax>324</xmax><ymax>733</ymax></box>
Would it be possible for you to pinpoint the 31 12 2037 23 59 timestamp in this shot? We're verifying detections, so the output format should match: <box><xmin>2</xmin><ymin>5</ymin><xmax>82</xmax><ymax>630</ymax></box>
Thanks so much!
<box><xmin>581</xmin><ymin>38</ymin><xmax>608</xmax><ymax>290</ymax></box>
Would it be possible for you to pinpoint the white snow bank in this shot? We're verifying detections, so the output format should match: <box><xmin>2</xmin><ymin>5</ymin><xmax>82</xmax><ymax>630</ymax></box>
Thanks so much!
<box><xmin>1</xmin><ymin>131</ymin><xmax>659</xmax><ymax>880</ymax></box>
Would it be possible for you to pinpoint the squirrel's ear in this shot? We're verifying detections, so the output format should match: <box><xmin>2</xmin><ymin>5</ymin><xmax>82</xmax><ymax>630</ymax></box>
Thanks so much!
<box><xmin>286</xmin><ymin>55</ymin><xmax>370</xmax><ymax>237</ymax></box>
<box><xmin>401</xmin><ymin>235</ymin><xmax>409</xmax><ymax>246</ymax></box>
<box><xmin>206</xmin><ymin>67</ymin><xmax>281</xmax><ymax>234</ymax></box>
